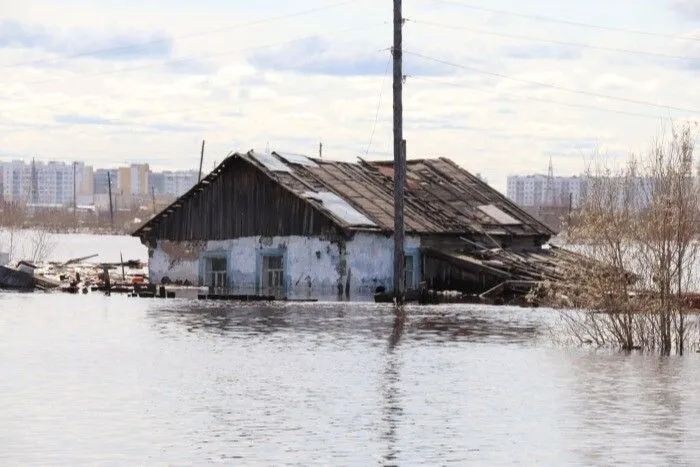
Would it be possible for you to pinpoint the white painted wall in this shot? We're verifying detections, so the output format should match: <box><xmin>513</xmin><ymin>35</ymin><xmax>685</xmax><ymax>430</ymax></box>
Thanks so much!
<box><xmin>148</xmin><ymin>233</ymin><xmax>421</xmax><ymax>300</ymax></box>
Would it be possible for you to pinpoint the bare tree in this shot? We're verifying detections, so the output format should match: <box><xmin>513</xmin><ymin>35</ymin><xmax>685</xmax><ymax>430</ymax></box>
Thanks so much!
<box><xmin>24</xmin><ymin>228</ymin><xmax>56</xmax><ymax>264</ymax></box>
<box><xmin>539</xmin><ymin>124</ymin><xmax>700</xmax><ymax>355</ymax></box>
<box><xmin>0</xmin><ymin>201</ymin><xmax>27</xmax><ymax>261</ymax></box>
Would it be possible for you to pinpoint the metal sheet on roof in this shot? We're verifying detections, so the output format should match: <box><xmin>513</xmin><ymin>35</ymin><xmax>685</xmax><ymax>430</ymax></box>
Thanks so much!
<box><xmin>250</xmin><ymin>151</ymin><xmax>292</xmax><ymax>173</ymax></box>
<box><xmin>303</xmin><ymin>191</ymin><xmax>377</xmax><ymax>227</ymax></box>
<box><xmin>275</xmin><ymin>152</ymin><xmax>319</xmax><ymax>167</ymax></box>
<box><xmin>479</xmin><ymin>204</ymin><xmax>521</xmax><ymax>225</ymax></box>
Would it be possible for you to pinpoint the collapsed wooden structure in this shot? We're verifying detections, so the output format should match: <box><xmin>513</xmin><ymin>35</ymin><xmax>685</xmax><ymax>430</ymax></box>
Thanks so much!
<box><xmin>133</xmin><ymin>150</ymin><xmax>566</xmax><ymax>303</ymax></box>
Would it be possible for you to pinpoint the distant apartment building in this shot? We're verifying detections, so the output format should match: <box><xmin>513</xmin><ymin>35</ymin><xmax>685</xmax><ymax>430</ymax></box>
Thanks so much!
<box><xmin>0</xmin><ymin>160</ymin><xmax>30</xmax><ymax>202</ymax></box>
<box><xmin>0</xmin><ymin>160</ymin><xmax>93</xmax><ymax>206</ymax></box>
<box><xmin>2</xmin><ymin>157</ymin><xmax>199</xmax><ymax>212</ymax></box>
<box><xmin>507</xmin><ymin>175</ymin><xmax>587</xmax><ymax>209</ymax></box>
<box><xmin>94</xmin><ymin>169</ymin><xmax>118</xmax><ymax>194</ymax></box>
<box><xmin>148</xmin><ymin>172</ymin><xmax>165</xmax><ymax>196</ymax></box>
<box><xmin>163</xmin><ymin>170</ymin><xmax>198</xmax><ymax>197</ymax></box>
<box><xmin>149</xmin><ymin>170</ymin><xmax>198</xmax><ymax>197</ymax></box>
<box><xmin>117</xmin><ymin>164</ymin><xmax>150</xmax><ymax>196</ymax></box>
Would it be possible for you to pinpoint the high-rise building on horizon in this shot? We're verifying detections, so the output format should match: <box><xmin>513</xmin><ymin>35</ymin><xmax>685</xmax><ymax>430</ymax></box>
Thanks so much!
<box><xmin>1</xmin><ymin>157</ymin><xmax>202</xmax><ymax>211</ymax></box>
<box><xmin>507</xmin><ymin>174</ymin><xmax>588</xmax><ymax>209</ymax></box>
<box><xmin>0</xmin><ymin>159</ymin><xmax>92</xmax><ymax>206</ymax></box>
<box><xmin>148</xmin><ymin>172</ymin><xmax>165</xmax><ymax>196</ymax></box>
<box><xmin>94</xmin><ymin>168</ymin><xmax>118</xmax><ymax>195</ymax></box>
<box><xmin>117</xmin><ymin>163</ymin><xmax>150</xmax><ymax>196</ymax></box>
<box><xmin>163</xmin><ymin>170</ymin><xmax>199</xmax><ymax>197</ymax></box>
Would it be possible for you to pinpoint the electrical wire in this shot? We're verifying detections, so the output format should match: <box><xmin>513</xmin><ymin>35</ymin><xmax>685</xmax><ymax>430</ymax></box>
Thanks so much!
<box><xmin>405</xmin><ymin>51</ymin><xmax>700</xmax><ymax>114</ymax></box>
<box><xmin>2</xmin><ymin>22</ymin><xmax>385</xmax><ymax>88</ymax></box>
<box><xmin>409</xmin><ymin>75</ymin><xmax>665</xmax><ymax>121</ymax></box>
<box><xmin>423</xmin><ymin>0</ymin><xmax>700</xmax><ymax>43</ymax></box>
<box><xmin>0</xmin><ymin>0</ymin><xmax>361</xmax><ymax>70</ymax></box>
<box><xmin>365</xmin><ymin>56</ymin><xmax>392</xmax><ymax>156</ymax></box>
<box><xmin>5</xmin><ymin>50</ymin><xmax>388</xmax><ymax>125</ymax></box>
<box><xmin>0</xmin><ymin>23</ymin><xmax>386</xmax><ymax>114</ymax></box>
<box><xmin>409</xmin><ymin>19</ymin><xmax>700</xmax><ymax>62</ymax></box>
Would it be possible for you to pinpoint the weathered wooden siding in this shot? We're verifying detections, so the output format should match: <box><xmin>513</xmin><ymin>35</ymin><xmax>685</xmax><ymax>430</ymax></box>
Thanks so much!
<box><xmin>145</xmin><ymin>159</ymin><xmax>339</xmax><ymax>242</ymax></box>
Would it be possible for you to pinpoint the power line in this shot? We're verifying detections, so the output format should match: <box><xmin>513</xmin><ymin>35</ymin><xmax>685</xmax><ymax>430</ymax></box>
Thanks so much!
<box><xmin>405</xmin><ymin>51</ymin><xmax>700</xmax><ymax>114</ymax></box>
<box><xmin>365</xmin><ymin>56</ymin><xmax>391</xmax><ymax>156</ymax></box>
<box><xmin>3</xmin><ymin>22</ymin><xmax>385</xmax><ymax>88</ymax></box>
<box><xmin>5</xmin><ymin>49</ymin><xmax>388</xmax><ymax>124</ymax></box>
<box><xmin>1</xmin><ymin>23</ymin><xmax>385</xmax><ymax>114</ymax></box>
<box><xmin>409</xmin><ymin>75</ymin><xmax>665</xmax><ymax>121</ymax></box>
<box><xmin>0</xmin><ymin>0</ymin><xmax>360</xmax><ymax>70</ymax></box>
<box><xmin>410</xmin><ymin>19</ymin><xmax>700</xmax><ymax>62</ymax></box>
<box><xmin>425</xmin><ymin>0</ymin><xmax>700</xmax><ymax>42</ymax></box>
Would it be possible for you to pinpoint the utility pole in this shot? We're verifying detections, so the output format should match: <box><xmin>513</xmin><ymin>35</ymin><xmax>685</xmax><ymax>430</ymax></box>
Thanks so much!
<box><xmin>73</xmin><ymin>162</ymin><xmax>77</xmax><ymax>210</ymax></box>
<box><xmin>30</xmin><ymin>158</ymin><xmax>38</xmax><ymax>205</ymax></box>
<box><xmin>319</xmin><ymin>142</ymin><xmax>323</xmax><ymax>159</ymax></box>
<box><xmin>151</xmin><ymin>186</ymin><xmax>157</xmax><ymax>216</ymax></box>
<box><xmin>198</xmin><ymin>140</ymin><xmax>206</xmax><ymax>182</ymax></box>
<box><xmin>107</xmin><ymin>171</ymin><xmax>115</xmax><ymax>233</ymax></box>
<box><xmin>568</xmin><ymin>192</ymin><xmax>573</xmax><ymax>214</ymax></box>
<box><xmin>73</xmin><ymin>161</ymin><xmax>78</xmax><ymax>229</ymax></box>
<box><xmin>392</xmin><ymin>0</ymin><xmax>406</xmax><ymax>303</ymax></box>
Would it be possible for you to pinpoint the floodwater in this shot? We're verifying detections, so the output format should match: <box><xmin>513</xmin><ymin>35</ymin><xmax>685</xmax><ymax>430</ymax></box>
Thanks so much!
<box><xmin>0</xmin><ymin>229</ymin><xmax>148</xmax><ymax>264</ymax></box>
<box><xmin>2</xmin><ymin>294</ymin><xmax>700</xmax><ymax>466</ymax></box>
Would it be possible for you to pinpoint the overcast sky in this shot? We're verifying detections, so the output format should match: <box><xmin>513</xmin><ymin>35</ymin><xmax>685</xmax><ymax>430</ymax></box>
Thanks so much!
<box><xmin>1</xmin><ymin>0</ymin><xmax>700</xmax><ymax>192</ymax></box>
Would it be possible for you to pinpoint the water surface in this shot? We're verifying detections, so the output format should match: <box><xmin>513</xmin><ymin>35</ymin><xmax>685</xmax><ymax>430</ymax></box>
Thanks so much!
<box><xmin>1</xmin><ymin>294</ymin><xmax>699</xmax><ymax>465</ymax></box>
<box><xmin>0</xmin><ymin>230</ymin><xmax>147</xmax><ymax>264</ymax></box>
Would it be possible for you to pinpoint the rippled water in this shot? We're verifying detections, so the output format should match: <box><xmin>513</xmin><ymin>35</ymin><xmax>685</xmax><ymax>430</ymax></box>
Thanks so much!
<box><xmin>1</xmin><ymin>294</ymin><xmax>700</xmax><ymax>465</ymax></box>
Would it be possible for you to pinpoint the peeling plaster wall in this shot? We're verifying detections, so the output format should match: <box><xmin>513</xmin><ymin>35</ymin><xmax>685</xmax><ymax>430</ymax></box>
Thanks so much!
<box><xmin>149</xmin><ymin>246</ymin><xmax>199</xmax><ymax>285</ymax></box>
<box><xmin>346</xmin><ymin>233</ymin><xmax>420</xmax><ymax>293</ymax></box>
<box><xmin>148</xmin><ymin>233</ymin><xmax>421</xmax><ymax>300</ymax></box>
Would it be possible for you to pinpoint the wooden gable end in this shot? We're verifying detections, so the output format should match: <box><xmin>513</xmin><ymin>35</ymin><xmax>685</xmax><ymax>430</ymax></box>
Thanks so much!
<box><xmin>144</xmin><ymin>158</ymin><xmax>339</xmax><ymax>241</ymax></box>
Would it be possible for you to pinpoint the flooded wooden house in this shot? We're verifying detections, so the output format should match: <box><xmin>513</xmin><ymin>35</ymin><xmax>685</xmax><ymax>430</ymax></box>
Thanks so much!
<box><xmin>132</xmin><ymin>150</ymin><xmax>558</xmax><ymax>301</ymax></box>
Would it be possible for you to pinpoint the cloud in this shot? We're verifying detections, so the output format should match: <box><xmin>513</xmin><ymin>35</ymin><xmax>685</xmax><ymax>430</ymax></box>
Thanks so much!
<box><xmin>671</xmin><ymin>0</ymin><xmax>700</xmax><ymax>19</ymax></box>
<box><xmin>164</xmin><ymin>58</ymin><xmax>219</xmax><ymax>75</ymax></box>
<box><xmin>591</xmin><ymin>73</ymin><xmax>655</xmax><ymax>93</ymax></box>
<box><xmin>500</xmin><ymin>44</ymin><xmax>582</xmax><ymax>61</ymax></box>
<box><xmin>0</xmin><ymin>19</ymin><xmax>173</xmax><ymax>61</ymax></box>
<box><xmin>546</xmin><ymin>138</ymin><xmax>601</xmax><ymax>155</ymax></box>
<box><xmin>53</xmin><ymin>114</ymin><xmax>124</xmax><ymax>126</ymax></box>
<box><xmin>248</xmin><ymin>37</ymin><xmax>454</xmax><ymax>76</ymax></box>
<box><xmin>52</xmin><ymin>115</ymin><xmax>206</xmax><ymax>133</ymax></box>
<box><xmin>146</xmin><ymin>122</ymin><xmax>206</xmax><ymax>133</ymax></box>
<box><xmin>248</xmin><ymin>37</ymin><xmax>386</xmax><ymax>76</ymax></box>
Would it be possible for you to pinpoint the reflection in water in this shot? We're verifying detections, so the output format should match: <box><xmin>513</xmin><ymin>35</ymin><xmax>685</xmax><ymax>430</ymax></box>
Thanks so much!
<box><xmin>146</xmin><ymin>301</ymin><xmax>545</xmax><ymax>347</ymax></box>
<box><xmin>148</xmin><ymin>302</ymin><xmax>294</xmax><ymax>336</ymax></box>
<box><xmin>564</xmin><ymin>353</ymin><xmax>692</xmax><ymax>465</ymax></box>
<box><xmin>382</xmin><ymin>309</ymin><xmax>406</xmax><ymax>466</ymax></box>
<box><xmin>3</xmin><ymin>295</ymin><xmax>700</xmax><ymax>465</ymax></box>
